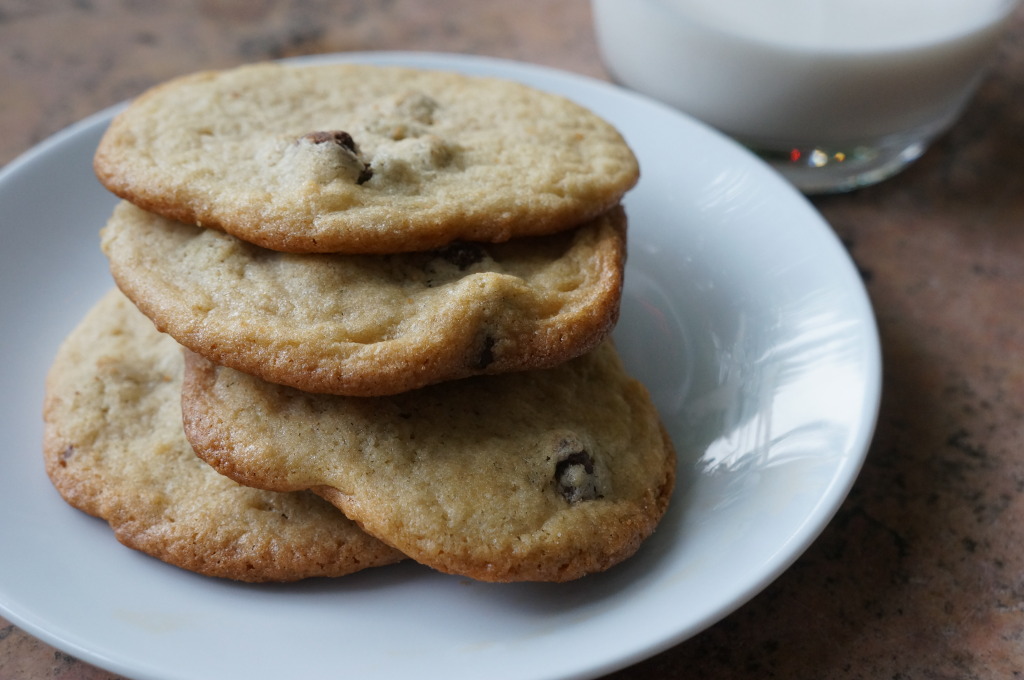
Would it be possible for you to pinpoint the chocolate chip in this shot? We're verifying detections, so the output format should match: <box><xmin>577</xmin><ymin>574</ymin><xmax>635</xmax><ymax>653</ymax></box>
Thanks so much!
<box><xmin>356</xmin><ymin>164</ymin><xmax>373</xmax><ymax>185</ymax></box>
<box><xmin>302</xmin><ymin>130</ymin><xmax>359</xmax><ymax>152</ymax></box>
<box><xmin>558</xmin><ymin>450</ymin><xmax>595</xmax><ymax>474</ymax></box>
<box><xmin>301</xmin><ymin>130</ymin><xmax>373</xmax><ymax>185</ymax></box>
<box><xmin>555</xmin><ymin>446</ymin><xmax>599</xmax><ymax>503</ymax></box>
<box><xmin>435</xmin><ymin>242</ymin><xmax>485</xmax><ymax>270</ymax></box>
<box><xmin>475</xmin><ymin>335</ymin><xmax>495</xmax><ymax>370</ymax></box>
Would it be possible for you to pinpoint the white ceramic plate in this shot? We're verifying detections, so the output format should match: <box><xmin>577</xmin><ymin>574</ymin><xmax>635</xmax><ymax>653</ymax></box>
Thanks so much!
<box><xmin>0</xmin><ymin>52</ymin><xmax>880</xmax><ymax>680</ymax></box>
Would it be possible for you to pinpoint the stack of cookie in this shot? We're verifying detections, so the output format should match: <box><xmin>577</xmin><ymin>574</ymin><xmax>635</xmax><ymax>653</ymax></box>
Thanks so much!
<box><xmin>43</xmin><ymin>62</ymin><xmax>676</xmax><ymax>583</ymax></box>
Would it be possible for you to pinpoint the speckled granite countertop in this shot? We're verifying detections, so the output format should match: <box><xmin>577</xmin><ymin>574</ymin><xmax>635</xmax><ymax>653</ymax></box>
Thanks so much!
<box><xmin>3</xmin><ymin>2</ymin><xmax>1024</xmax><ymax>679</ymax></box>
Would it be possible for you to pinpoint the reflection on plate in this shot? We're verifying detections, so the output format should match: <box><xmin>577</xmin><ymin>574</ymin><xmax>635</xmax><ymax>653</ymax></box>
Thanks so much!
<box><xmin>0</xmin><ymin>52</ymin><xmax>880</xmax><ymax>680</ymax></box>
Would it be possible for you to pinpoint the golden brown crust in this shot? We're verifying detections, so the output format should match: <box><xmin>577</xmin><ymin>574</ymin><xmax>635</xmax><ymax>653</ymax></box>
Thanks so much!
<box><xmin>42</xmin><ymin>290</ymin><xmax>404</xmax><ymax>582</ymax></box>
<box><xmin>181</xmin><ymin>342</ymin><xmax>676</xmax><ymax>583</ymax></box>
<box><xmin>93</xmin><ymin>62</ymin><xmax>639</xmax><ymax>254</ymax></box>
<box><xmin>101</xmin><ymin>201</ymin><xmax>627</xmax><ymax>396</ymax></box>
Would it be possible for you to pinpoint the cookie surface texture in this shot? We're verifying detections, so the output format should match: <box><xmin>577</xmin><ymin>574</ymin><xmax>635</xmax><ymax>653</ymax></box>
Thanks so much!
<box><xmin>93</xmin><ymin>61</ymin><xmax>639</xmax><ymax>254</ymax></box>
<box><xmin>42</xmin><ymin>289</ymin><xmax>404</xmax><ymax>582</ymax></box>
<box><xmin>101</xmin><ymin>201</ymin><xmax>626</xmax><ymax>396</ymax></box>
<box><xmin>181</xmin><ymin>341</ymin><xmax>676</xmax><ymax>583</ymax></box>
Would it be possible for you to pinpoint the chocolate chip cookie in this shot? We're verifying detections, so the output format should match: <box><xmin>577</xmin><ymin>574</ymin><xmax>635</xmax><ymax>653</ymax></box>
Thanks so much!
<box><xmin>181</xmin><ymin>341</ymin><xmax>676</xmax><ymax>582</ymax></box>
<box><xmin>94</xmin><ymin>61</ymin><xmax>639</xmax><ymax>254</ymax></box>
<box><xmin>43</xmin><ymin>289</ymin><xmax>404</xmax><ymax>582</ymax></box>
<box><xmin>101</xmin><ymin>201</ymin><xmax>627</xmax><ymax>396</ymax></box>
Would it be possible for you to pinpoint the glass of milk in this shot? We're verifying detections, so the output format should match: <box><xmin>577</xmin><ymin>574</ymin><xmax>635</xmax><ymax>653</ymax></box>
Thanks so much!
<box><xmin>592</xmin><ymin>0</ymin><xmax>1018</xmax><ymax>193</ymax></box>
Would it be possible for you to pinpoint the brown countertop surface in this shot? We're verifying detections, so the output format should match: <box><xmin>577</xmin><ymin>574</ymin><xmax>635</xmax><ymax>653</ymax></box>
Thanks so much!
<box><xmin>3</xmin><ymin>1</ymin><xmax>1024</xmax><ymax>678</ymax></box>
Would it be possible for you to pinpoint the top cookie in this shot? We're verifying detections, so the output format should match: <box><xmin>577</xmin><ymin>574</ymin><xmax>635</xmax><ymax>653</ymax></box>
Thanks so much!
<box><xmin>93</xmin><ymin>61</ymin><xmax>640</xmax><ymax>254</ymax></box>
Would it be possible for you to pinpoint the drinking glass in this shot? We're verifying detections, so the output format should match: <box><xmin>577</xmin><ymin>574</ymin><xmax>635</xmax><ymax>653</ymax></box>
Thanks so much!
<box><xmin>592</xmin><ymin>0</ymin><xmax>1019</xmax><ymax>193</ymax></box>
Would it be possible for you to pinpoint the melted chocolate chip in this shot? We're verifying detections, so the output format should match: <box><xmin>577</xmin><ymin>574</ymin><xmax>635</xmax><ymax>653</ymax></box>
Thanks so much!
<box><xmin>555</xmin><ymin>447</ymin><xmax>599</xmax><ymax>503</ymax></box>
<box><xmin>559</xmin><ymin>450</ymin><xmax>595</xmax><ymax>474</ymax></box>
<box><xmin>301</xmin><ymin>130</ymin><xmax>373</xmax><ymax>185</ymax></box>
<box><xmin>436</xmin><ymin>242</ymin><xmax>486</xmax><ymax>270</ymax></box>
<box><xmin>475</xmin><ymin>335</ymin><xmax>496</xmax><ymax>370</ymax></box>
<box><xmin>356</xmin><ymin>164</ymin><xmax>374</xmax><ymax>185</ymax></box>
<box><xmin>302</xmin><ymin>130</ymin><xmax>359</xmax><ymax>152</ymax></box>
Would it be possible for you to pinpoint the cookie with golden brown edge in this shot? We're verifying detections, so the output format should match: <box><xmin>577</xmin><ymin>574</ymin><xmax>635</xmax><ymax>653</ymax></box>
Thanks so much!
<box><xmin>101</xmin><ymin>201</ymin><xmax>627</xmax><ymax>397</ymax></box>
<box><xmin>43</xmin><ymin>289</ymin><xmax>404</xmax><ymax>582</ymax></box>
<box><xmin>181</xmin><ymin>341</ymin><xmax>676</xmax><ymax>583</ymax></box>
<box><xmin>93</xmin><ymin>61</ymin><xmax>640</xmax><ymax>254</ymax></box>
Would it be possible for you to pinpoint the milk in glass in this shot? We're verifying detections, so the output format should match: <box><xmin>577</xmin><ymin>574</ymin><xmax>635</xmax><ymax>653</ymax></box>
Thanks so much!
<box><xmin>593</xmin><ymin>0</ymin><xmax>1017</xmax><ymax>192</ymax></box>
